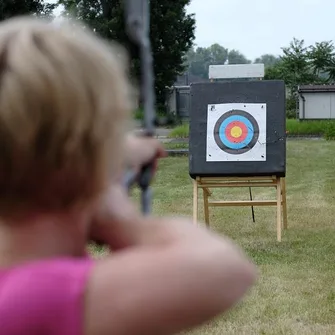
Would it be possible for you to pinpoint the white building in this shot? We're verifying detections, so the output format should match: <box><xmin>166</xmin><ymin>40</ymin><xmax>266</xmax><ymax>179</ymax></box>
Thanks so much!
<box><xmin>298</xmin><ymin>85</ymin><xmax>335</xmax><ymax>119</ymax></box>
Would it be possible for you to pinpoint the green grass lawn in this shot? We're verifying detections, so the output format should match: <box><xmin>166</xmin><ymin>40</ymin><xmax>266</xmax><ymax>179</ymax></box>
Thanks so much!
<box><xmin>93</xmin><ymin>140</ymin><xmax>335</xmax><ymax>334</ymax></box>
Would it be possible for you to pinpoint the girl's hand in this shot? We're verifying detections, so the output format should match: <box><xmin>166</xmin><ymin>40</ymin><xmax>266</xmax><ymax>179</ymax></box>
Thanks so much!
<box><xmin>124</xmin><ymin>134</ymin><xmax>167</xmax><ymax>175</ymax></box>
<box><xmin>89</xmin><ymin>184</ymin><xmax>143</xmax><ymax>249</ymax></box>
<box><xmin>89</xmin><ymin>135</ymin><xmax>167</xmax><ymax>248</ymax></box>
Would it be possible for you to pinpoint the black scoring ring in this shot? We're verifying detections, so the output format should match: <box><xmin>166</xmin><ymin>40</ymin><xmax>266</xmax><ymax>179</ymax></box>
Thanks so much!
<box><xmin>213</xmin><ymin>109</ymin><xmax>259</xmax><ymax>155</ymax></box>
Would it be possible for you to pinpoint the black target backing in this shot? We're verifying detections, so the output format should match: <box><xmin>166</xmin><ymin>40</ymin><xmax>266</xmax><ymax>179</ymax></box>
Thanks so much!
<box><xmin>189</xmin><ymin>80</ymin><xmax>286</xmax><ymax>178</ymax></box>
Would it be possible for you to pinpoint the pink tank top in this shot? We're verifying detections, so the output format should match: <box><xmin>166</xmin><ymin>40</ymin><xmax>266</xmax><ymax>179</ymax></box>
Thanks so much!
<box><xmin>0</xmin><ymin>258</ymin><xmax>94</xmax><ymax>334</ymax></box>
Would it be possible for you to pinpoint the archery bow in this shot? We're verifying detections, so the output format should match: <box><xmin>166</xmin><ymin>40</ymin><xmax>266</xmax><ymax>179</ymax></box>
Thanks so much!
<box><xmin>124</xmin><ymin>0</ymin><xmax>156</xmax><ymax>215</ymax></box>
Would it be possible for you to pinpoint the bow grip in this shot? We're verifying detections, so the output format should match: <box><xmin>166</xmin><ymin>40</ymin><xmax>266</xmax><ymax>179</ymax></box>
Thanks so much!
<box><xmin>137</xmin><ymin>161</ymin><xmax>154</xmax><ymax>190</ymax></box>
<box><xmin>123</xmin><ymin>162</ymin><xmax>154</xmax><ymax>191</ymax></box>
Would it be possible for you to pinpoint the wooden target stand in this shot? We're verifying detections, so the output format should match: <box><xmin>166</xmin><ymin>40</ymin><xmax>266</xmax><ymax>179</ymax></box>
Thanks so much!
<box><xmin>192</xmin><ymin>175</ymin><xmax>288</xmax><ymax>242</ymax></box>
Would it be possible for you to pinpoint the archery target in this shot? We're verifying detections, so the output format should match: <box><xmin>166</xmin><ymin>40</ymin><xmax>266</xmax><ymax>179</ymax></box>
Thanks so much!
<box><xmin>206</xmin><ymin>103</ymin><xmax>266</xmax><ymax>162</ymax></box>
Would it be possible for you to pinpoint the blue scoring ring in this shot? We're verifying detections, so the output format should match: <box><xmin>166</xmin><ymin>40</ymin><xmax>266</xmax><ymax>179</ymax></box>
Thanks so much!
<box><xmin>213</xmin><ymin>109</ymin><xmax>259</xmax><ymax>155</ymax></box>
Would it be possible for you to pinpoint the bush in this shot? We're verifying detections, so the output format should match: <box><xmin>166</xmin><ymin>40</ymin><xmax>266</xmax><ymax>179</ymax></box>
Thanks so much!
<box><xmin>324</xmin><ymin>122</ymin><xmax>335</xmax><ymax>140</ymax></box>
<box><xmin>168</xmin><ymin>123</ymin><xmax>189</xmax><ymax>138</ymax></box>
<box><xmin>286</xmin><ymin>109</ymin><xmax>298</xmax><ymax>119</ymax></box>
<box><xmin>286</xmin><ymin>96</ymin><xmax>297</xmax><ymax>119</ymax></box>
<box><xmin>286</xmin><ymin>119</ymin><xmax>326</xmax><ymax>135</ymax></box>
<box><xmin>134</xmin><ymin>108</ymin><xmax>144</xmax><ymax>120</ymax></box>
<box><xmin>286</xmin><ymin>96</ymin><xmax>296</xmax><ymax>109</ymax></box>
<box><xmin>286</xmin><ymin>119</ymin><xmax>335</xmax><ymax>139</ymax></box>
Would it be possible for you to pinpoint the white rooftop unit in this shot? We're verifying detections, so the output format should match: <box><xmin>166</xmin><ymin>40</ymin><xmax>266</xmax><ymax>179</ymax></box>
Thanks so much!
<box><xmin>209</xmin><ymin>64</ymin><xmax>265</xmax><ymax>80</ymax></box>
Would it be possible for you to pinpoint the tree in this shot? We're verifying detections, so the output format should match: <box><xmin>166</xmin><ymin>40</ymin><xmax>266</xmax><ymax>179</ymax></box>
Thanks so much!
<box><xmin>208</xmin><ymin>43</ymin><xmax>229</xmax><ymax>65</ymax></box>
<box><xmin>0</xmin><ymin>0</ymin><xmax>55</xmax><ymax>21</ymax></box>
<box><xmin>254</xmin><ymin>54</ymin><xmax>280</xmax><ymax>68</ymax></box>
<box><xmin>280</xmin><ymin>38</ymin><xmax>317</xmax><ymax>92</ymax></box>
<box><xmin>185</xmin><ymin>45</ymin><xmax>253</xmax><ymax>78</ymax></box>
<box><xmin>265</xmin><ymin>39</ymin><xmax>318</xmax><ymax>93</ymax></box>
<box><xmin>186</xmin><ymin>46</ymin><xmax>211</xmax><ymax>78</ymax></box>
<box><xmin>326</xmin><ymin>61</ymin><xmax>335</xmax><ymax>82</ymax></box>
<box><xmin>58</xmin><ymin>0</ymin><xmax>196</xmax><ymax>107</ymax></box>
<box><xmin>264</xmin><ymin>61</ymin><xmax>285</xmax><ymax>80</ymax></box>
<box><xmin>265</xmin><ymin>38</ymin><xmax>335</xmax><ymax>95</ymax></box>
<box><xmin>186</xmin><ymin>43</ymin><xmax>228</xmax><ymax>78</ymax></box>
<box><xmin>227</xmin><ymin>49</ymin><xmax>251</xmax><ymax>64</ymax></box>
<box><xmin>264</xmin><ymin>37</ymin><xmax>335</xmax><ymax>118</ymax></box>
<box><xmin>307</xmin><ymin>41</ymin><xmax>335</xmax><ymax>80</ymax></box>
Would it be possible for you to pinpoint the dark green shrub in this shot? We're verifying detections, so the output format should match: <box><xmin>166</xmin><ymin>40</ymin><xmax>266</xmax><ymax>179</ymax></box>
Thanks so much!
<box><xmin>286</xmin><ymin>119</ymin><xmax>327</xmax><ymax>135</ymax></box>
<box><xmin>286</xmin><ymin>109</ymin><xmax>297</xmax><ymax>119</ymax></box>
<box><xmin>168</xmin><ymin>123</ymin><xmax>189</xmax><ymax>138</ymax></box>
<box><xmin>286</xmin><ymin>96</ymin><xmax>297</xmax><ymax>119</ymax></box>
<box><xmin>324</xmin><ymin>121</ymin><xmax>335</xmax><ymax>140</ymax></box>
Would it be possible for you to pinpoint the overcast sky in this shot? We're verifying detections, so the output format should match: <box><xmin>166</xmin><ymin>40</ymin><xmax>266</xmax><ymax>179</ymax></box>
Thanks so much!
<box><xmin>186</xmin><ymin>0</ymin><xmax>334</xmax><ymax>61</ymax></box>
<box><xmin>52</xmin><ymin>0</ymin><xmax>334</xmax><ymax>61</ymax></box>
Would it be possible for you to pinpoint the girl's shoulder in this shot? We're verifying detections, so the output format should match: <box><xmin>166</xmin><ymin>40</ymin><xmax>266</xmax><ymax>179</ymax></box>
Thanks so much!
<box><xmin>0</xmin><ymin>257</ymin><xmax>94</xmax><ymax>335</ymax></box>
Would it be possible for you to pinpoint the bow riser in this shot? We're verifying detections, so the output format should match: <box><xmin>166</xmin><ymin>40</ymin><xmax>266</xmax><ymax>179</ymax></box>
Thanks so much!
<box><xmin>124</xmin><ymin>0</ymin><xmax>156</xmax><ymax>215</ymax></box>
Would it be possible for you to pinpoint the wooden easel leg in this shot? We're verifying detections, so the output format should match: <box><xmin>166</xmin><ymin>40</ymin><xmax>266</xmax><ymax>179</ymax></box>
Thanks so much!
<box><xmin>281</xmin><ymin>178</ymin><xmax>288</xmax><ymax>230</ymax></box>
<box><xmin>276</xmin><ymin>177</ymin><xmax>282</xmax><ymax>242</ymax></box>
<box><xmin>193</xmin><ymin>179</ymin><xmax>198</xmax><ymax>225</ymax></box>
<box><xmin>203</xmin><ymin>188</ymin><xmax>210</xmax><ymax>228</ymax></box>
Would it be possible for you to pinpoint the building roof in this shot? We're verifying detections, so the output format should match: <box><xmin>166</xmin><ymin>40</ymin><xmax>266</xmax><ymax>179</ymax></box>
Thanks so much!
<box><xmin>298</xmin><ymin>84</ymin><xmax>335</xmax><ymax>93</ymax></box>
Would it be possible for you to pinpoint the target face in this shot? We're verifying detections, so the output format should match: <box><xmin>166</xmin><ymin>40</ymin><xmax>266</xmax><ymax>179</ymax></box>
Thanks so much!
<box><xmin>206</xmin><ymin>103</ymin><xmax>266</xmax><ymax>162</ymax></box>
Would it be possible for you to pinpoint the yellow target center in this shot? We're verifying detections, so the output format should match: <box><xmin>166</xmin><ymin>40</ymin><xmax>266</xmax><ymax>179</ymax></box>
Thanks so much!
<box><xmin>230</xmin><ymin>126</ymin><xmax>242</xmax><ymax>138</ymax></box>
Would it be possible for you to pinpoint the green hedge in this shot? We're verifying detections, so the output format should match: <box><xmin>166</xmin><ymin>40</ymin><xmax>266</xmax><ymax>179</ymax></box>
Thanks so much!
<box><xmin>168</xmin><ymin>119</ymin><xmax>335</xmax><ymax>140</ymax></box>
<box><xmin>286</xmin><ymin>119</ymin><xmax>324</xmax><ymax>135</ymax></box>
<box><xmin>286</xmin><ymin>119</ymin><xmax>335</xmax><ymax>139</ymax></box>
<box><xmin>168</xmin><ymin>123</ymin><xmax>189</xmax><ymax>138</ymax></box>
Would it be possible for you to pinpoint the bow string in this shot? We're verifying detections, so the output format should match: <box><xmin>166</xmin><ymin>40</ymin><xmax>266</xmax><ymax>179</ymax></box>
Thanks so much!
<box><xmin>124</xmin><ymin>0</ymin><xmax>156</xmax><ymax>215</ymax></box>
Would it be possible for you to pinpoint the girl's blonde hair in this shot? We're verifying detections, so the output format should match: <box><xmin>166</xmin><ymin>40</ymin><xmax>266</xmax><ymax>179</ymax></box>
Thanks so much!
<box><xmin>0</xmin><ymin>16</ymin><xmax>131</xmax><ymax>217</ymax></box>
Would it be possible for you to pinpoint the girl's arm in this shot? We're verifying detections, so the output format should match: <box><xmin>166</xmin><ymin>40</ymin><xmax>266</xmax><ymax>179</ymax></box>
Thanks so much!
<box><xmin>85</xmin><ymin>137</ymin><xmax>257</xmax><ymax>335</ymax></box>
<box><xmin>85</xmin><ymin>216</ymin><xmax>256</xmax><ymax>335</ymax></box>
<box><xmin>86</xmin><ymin>201</ymin><xmax>256</xmax><ymax>335</ymax></box>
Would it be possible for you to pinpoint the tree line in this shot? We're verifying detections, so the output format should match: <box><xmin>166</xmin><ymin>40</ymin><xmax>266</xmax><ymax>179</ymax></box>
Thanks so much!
<box><xmin>1</xmin><ymin>0</ymin><xmax>335</xmax><ymax>113</ymax></box>
<box><xmin>265</xmin><ymin>38</ymin><xmax>335</xmax><ymax>94</ymax></box>
<box><xmin>186</xmin><ymin>39</ymin><xmax>335</xmax><ymax>92</ymax></box>
<box><xmin>185</xmin><ymin>44</ymin><xmax>281</xmax><ymax>79</ymax></box>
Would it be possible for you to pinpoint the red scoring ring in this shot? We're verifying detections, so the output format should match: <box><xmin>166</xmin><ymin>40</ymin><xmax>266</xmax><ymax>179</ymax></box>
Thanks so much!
<box><xmin>224</xmin><ymin>121</ymin><xmax>248</xmax><ymax>143</ymax></box>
